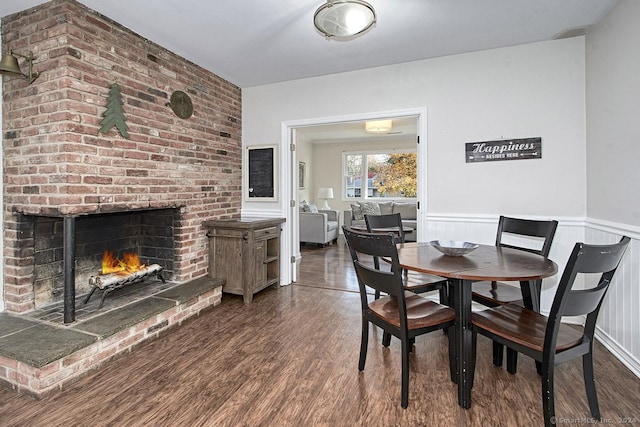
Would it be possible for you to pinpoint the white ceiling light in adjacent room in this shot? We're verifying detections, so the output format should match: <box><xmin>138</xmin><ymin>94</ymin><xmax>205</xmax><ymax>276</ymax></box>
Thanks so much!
<box><xmin>314</xmin><ymin>0</ymin><xmax>377</xmax><ymax>38</ymax></box>
<box><xmin>365</xmin><ymin>119</ymin><xmax>392</xmax><ymax>134</ymax></box>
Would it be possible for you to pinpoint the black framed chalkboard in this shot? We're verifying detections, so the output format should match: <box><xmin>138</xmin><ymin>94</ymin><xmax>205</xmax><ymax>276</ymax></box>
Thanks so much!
<box><xmin>245</xmin><ymin>145</ymin><xmax>277</xmax><ymax>201</ymax></box>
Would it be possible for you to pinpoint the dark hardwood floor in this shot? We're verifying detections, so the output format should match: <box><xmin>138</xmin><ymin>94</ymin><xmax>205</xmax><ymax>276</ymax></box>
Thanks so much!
<box><xmin>1</xmin><ymin>238</ymin><xmax>639</xmax><ymax>426</ymax></box>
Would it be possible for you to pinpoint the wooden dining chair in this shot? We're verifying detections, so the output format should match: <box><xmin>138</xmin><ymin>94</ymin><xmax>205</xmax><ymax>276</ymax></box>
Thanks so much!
<box><xmin>365</xmin><ymin>213</ymin><xmax>449</xmax><ymax>305</ymax></box>
<box><xmin>342</xmin><ymin>226</ymin><xmax>456</xmax><ymax>409</ymax></box>
<box><xmin>471</xmin><ymin>236</ymin><xmax>630</xmax><ymax>427</ymax></box>
<box><xmin>472</xmin><ymin>215</ymin><xmax>558</xmax><ymax>370</ymax></box>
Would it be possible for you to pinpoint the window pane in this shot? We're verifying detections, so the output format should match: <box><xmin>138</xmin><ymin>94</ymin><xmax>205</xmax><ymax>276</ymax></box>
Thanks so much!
<box><xmin>345</xmin><ymin>154</ymin><xmax>362</xmax><ymax>198</ymax></box>
<box><xmin>366</xmin><ymin>154</ymin><xmax>389</xmax><ymax>197</ymax></box>
<box><xmin>369</xmin><ymin>152</ymin><xmax>417</xmax><ymax>198</ymax></box>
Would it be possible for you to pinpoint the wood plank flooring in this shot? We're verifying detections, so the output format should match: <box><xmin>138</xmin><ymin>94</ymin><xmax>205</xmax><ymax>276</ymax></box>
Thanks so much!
<box><xmin>1</xmin><ymin>239</ymin><xmax>639</xmax><ymax>426</ymax></box>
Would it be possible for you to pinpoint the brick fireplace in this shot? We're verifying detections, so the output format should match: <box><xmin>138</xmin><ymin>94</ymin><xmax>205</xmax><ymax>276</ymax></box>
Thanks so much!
<box><xmin>2</xmin><ymin>0</ymin><xmax>242</xmax><ymax>316</ymax></box>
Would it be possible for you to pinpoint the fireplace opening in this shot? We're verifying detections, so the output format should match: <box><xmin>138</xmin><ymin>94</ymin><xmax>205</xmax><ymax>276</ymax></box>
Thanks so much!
<box><xmin>29</xmin><ymin>208</ymin><xmax>178</xmax><ymax>314</ymax></box>
<box><xmin>83</xmin><ymin>250</ymin><xmax>167</xmax><ymax>309</ymax></box>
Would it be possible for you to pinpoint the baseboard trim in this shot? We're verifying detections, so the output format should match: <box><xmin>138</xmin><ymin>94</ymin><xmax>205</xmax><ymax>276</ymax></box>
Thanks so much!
<box><xmin>595</xmin><ymin>327</ymin><xmax>640</xmax><ymax>378</ymax></box>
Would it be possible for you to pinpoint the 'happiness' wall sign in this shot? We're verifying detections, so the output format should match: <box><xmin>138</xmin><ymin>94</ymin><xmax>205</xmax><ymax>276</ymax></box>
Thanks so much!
<box><xmin>465</xmin><ymin>137</ymin><xmax>542</xmax><ymax>163</ymax></box>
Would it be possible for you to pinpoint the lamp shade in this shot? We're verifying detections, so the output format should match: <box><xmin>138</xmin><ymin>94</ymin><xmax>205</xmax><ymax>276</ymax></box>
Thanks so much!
<box><xmin>314</xmin><ymin>0</ymin><xmax>376</xmax><ymax>38</ymax></box>
<box><xmin>317</xmin><ymin>187</ymin><xmax>334</xmax><ymax>199</ymax></box>
<box><xmin>317</xmin><ymin>187</ymin><xmax>334</xmax><ymax>210</ymax></box>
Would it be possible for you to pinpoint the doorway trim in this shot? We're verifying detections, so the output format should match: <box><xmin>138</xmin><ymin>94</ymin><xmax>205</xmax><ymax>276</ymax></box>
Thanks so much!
<box><xmin>281</xmin><ymin>107</ymin><xmax>428</xmax><ymax>284</ymax></box>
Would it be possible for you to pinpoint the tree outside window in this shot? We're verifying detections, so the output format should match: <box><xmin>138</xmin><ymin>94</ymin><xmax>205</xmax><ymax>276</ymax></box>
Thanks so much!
<box><xmin>344</xmin><ymin>151</ymin><xmax>416</xmax><ymax>200</ymax></box>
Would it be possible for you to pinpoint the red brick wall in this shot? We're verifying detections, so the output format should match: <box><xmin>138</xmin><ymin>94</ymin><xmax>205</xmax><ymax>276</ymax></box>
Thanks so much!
<box><xmin>2</xmin><ymin>0</ymin><xmax>242</xmax><ymax>312</ymax></box>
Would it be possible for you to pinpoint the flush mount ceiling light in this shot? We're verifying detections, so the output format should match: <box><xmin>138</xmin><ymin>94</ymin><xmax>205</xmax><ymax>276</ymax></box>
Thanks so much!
<box><xmin>365</xmin><ymin>119</ymin><xmax>392</xmax><ymax>134</ymax></box>
<box><xmin>314</xmin><ymin>0</ymin><xmax>377</xmax><ymax>38</ymax></box>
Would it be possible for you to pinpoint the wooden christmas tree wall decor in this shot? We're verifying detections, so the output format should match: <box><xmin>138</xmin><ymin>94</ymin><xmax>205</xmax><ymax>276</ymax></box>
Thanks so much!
<box><xmin>99</xmin><ymin>82</ymin><xmax>130</xmax><ymax>138</ymax></box>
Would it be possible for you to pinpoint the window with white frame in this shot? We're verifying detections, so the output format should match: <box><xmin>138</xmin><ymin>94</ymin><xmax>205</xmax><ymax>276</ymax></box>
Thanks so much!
<box><xmin>343</xmin><ymin>151</ymin><xmax>417</xmax><ymax>200</ymax></box>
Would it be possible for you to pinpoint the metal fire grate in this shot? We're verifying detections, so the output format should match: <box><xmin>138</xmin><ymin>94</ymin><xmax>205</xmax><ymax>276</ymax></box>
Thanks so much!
<box><xmin>84</xmin><ymin>264</ymin><xmax>165</xmax><ymax>308</ymax></box>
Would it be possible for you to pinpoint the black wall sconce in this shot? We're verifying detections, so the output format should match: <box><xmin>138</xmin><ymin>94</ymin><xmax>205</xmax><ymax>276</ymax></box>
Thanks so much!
<box><xmin>0</xmin><ymin>50</ymin><xmax>40</xmax><ymax>84</ymax></box>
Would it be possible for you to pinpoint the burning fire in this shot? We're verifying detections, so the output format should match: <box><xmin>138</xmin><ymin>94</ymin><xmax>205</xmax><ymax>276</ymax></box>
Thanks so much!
<box><xmin>101</xmin><ymin>250</ymin><xmax>145</xmax><ymax>275</ymax></box>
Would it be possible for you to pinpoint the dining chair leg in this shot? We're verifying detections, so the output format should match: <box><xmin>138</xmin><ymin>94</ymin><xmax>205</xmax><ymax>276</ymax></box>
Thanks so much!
<box><xmin>507</xmin><ymin>344</ymin><xmax>539</xmax><ymax>375</ymax></box>
<box><xmin>583</xmin><ymin>351</ymin><xmax>601</xmax><ymax>419</ymax></box>
<box><xmin>443</xmin><ymin>279</ymin><xmax>453</xmax><ymax>338</ymax></box>
<box><xmin>493</xmin><ymin>341</ymin><xmax>504</xmax><ymax>367</ymax></box>
<box><xmin>470</xmin><ymin>331</ymin><xmax>477</xmax><ymax>389</ymax></box>
<box><xmin>541</xmin><ymin>363</ymin><xmax>556</xmax><ymax>427</ymax></box>
<box><xmin>359</xmin><ymin>320</ymin><xmax>369</xmax><ymax>371</ymax></box>
<box><xmin>448</xmin><ymin>326</ymin><xmax>456</xmax><ymax>383</ymax></box>
<box><xmin>401</xmin><ymin>338</ymin><xmax>410</xmax><ymax>409</ymax></box>
<box><xmin>439</xmin><ymin>286</ymin><xmax>448</xmax><ymax>306</ymax></box>
<box><xmin>382</xmin><ymin>333</ymin><xmax>414</xmax><ymax>351</ymax></box>
<box><xmin>382</xmin><ymin>331</ymin><xmax>391</xmax><ymax>347</ymax></box>
<box><xmin>506</xmin><ymin>347</ymin><xmax>518</xmax><ymax>374</ymax></box>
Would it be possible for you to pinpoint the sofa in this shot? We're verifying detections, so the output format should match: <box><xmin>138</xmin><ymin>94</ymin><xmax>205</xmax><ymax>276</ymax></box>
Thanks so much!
<box><xmin>343</xmin><ymin>201</ymin><xmax>418</xmax><ymax>242</ymax></box>
<box><xmin>299</xmin><ymin>202</ymin><xmax>339</xmax><ymax>246</ymax></box>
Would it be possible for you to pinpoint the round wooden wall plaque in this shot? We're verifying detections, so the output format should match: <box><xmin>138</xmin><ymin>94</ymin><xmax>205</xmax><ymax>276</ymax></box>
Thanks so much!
<box><xmin>169</xmin><ymin>90</ymin><xmax>193</xmax><ymax>119</ymax></box>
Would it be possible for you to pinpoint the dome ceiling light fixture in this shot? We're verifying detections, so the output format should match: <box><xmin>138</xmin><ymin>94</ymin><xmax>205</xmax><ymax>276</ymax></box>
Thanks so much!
<box><xmin>365</xmin><ymin>119</ymin><xmax>393</xmax><ymax>134</ymax></box>
<box><xmin>314</xmin><ymin>0</ymin><xmax>377</xmax><ymax>39</ymax></box>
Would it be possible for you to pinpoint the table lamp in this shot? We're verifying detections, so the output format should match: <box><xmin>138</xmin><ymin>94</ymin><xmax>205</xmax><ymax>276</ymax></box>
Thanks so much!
<box><xmin>316</xmin><ymin>187</ymin><xmax>334</xmax><ymax>210</ymax></box>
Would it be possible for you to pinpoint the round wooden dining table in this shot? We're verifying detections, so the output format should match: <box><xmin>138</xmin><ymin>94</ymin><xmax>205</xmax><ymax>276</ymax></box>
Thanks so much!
<box><xmin>395</xmin><ymin>242</ymin><xmax>558</xmax><ymax>409</ymax></box>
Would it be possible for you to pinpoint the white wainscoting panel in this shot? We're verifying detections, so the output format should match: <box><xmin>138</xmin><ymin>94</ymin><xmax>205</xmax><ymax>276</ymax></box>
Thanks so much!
<box><xmin>427</xmin><ymin>214</ymin><xmax>639</xmax><ymax>378</ymax></box>
<box><xmin>586</xmin><ymin>219</ymin><xmax>640</xmax><ymax>378</ymax></box>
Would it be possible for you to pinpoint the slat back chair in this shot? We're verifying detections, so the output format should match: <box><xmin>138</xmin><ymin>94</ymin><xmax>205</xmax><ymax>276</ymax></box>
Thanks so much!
<box><xmin>364</xmin><ymin>213</ymin><xmax>405</xmax><ymax>275</ymax></box>
<box><xmin>471</xmin><ymin>236</ymin><xmax>630</xmax><ymax>427</ymax></box>
<box><xmin>365</xmin><ymin>213</ymin><xmax>449</xmax><ymax>304</ymax></box>
<box><xmin>365</xmin><ymin>212</ymin><xmax>406</xmax><ymax>243</ymax></box>
<box><xmin>472</xmin><ymin>215</ymin><xmax>558</xmax><ymax>371</ymax></box>
<box><xmin>473</xmin><ymin>215</ymin><xmax>559</xmax><ymax>307</ymax></box>
<box><xmin>342</xmin><ymin>226</ymin><xmax>455</xmax><ymax>408</ymax></box>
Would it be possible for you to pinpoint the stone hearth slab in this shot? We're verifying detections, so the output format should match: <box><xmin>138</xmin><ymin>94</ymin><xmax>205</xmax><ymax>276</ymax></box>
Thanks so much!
<box><xmin>0</xmin><ymin>277</ymin><xmax>224</xmax><ymax>397</ymax></box>
<box><xmin>0</xmin><ymin>313</ymin><xmax>43</xmax><ymax>338</ymax></box>
<box><xmin>72</xmin><ymin>297</ymin><xmax>175</xmax><ymax>338</ymax></box>
<box><xmin>156</xmin><ymin>277</ymin><xmax>225</xmax><ymax>303</ymax></box>
<box><xmin>0</xmin><ymin>321</ymin><xmax>97</xmax><ymax>368</ymax></box>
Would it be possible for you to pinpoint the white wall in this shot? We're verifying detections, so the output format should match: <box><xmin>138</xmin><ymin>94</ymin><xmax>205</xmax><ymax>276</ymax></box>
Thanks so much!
<box><xmin>242</xmin><ymin>28</ymin><xmax>640</xmax><ymax>376</ymax></box>
<box><xmin>295</xmin><ymin>134</ymin><xmax>312</xmax><ymax>203</ymax></box>
<box><xmin>586</xmin><ymin>0</ymin><xmax>640</xmax><ymax>227</ymax></box>
<box><xmin>584</xmin><ymin>0</ymin><xmax>640</xmax><ymax>376</ymax></box>
<box><xmin>243</xmin><ymin>37</ymin><xmax>587</xmax><ymax>218</ymax></box>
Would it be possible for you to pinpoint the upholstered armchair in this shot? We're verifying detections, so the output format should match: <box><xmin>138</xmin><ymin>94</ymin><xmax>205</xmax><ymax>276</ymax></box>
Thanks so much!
<box><xmin>299</xmin><ymin>209</ymin><xmax>339</xmax><ymax>246</ymax></box>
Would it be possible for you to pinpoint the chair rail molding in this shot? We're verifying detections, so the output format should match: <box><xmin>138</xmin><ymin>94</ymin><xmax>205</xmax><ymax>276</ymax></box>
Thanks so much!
<box><xmin>586</xmin><ymin>217</ymin><xmax>640</xmax><ymax>240</ymax></box>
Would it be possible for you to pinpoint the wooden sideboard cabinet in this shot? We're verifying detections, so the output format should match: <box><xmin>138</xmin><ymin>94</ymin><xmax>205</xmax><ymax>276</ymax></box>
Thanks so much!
<box><xmin>203</xmin><ymin>217</ymin><xmax>285</xmax><ymax>304</ymax></box>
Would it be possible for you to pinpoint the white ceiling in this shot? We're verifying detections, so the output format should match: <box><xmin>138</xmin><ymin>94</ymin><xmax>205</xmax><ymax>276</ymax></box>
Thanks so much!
<box><xmin>296</xmin><ymin>116</ymin><xmax>419</xmax><ymax>144</ymax></box>
<box><xmin>1</xmin><ymin>0</ymin><xmax>618</xmax><ymax>89</ymax></box>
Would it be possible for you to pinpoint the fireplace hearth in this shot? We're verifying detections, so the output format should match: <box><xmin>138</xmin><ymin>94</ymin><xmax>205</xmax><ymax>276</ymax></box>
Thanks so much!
<box><xmin>22</xmin><ymin>208</ymin><xmax>179</xmax><ymax>322</ymax></box>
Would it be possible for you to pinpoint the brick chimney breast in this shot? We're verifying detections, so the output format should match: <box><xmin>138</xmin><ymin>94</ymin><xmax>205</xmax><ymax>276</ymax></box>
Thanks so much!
<box><xmin>2</xmin><ymin>0</ymin><xmax>243</xmax><ymax>312</ymax></box>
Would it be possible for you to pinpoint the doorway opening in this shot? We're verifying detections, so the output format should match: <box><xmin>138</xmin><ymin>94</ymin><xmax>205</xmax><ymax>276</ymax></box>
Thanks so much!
<box><xmin>282</xmin><ymin>108</ymin><xmax>427</xmax><ymax>283</ymax></box>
